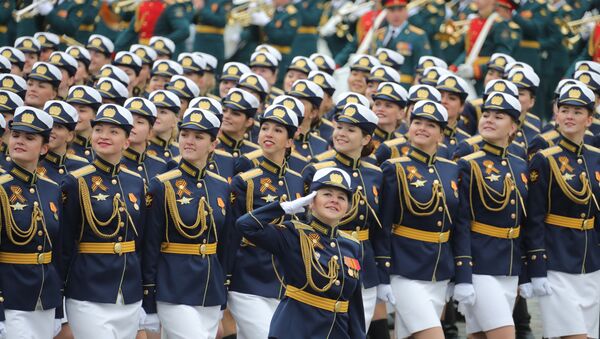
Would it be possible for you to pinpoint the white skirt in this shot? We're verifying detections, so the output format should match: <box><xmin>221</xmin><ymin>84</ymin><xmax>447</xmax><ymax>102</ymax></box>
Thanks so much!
<box><xmin>228</xmin><ymin>291</ymin><xmax>279</xmax><ymax>339</ymax></box>
<box><xmin>66</xmin><ymin>298</ymin><xmax>142</xmax><ymax>339</ymax></box>
<box><xmin>157</xmin><ymin>302</ymin><xmax>221</xmax><ymax>339</ymax></box>
<box><xmin>362</xmin><ymin>286</ymin><xmax>378</xmax><ymax>330</ymax></box>
<box><xmin>390</xmin><ymin>275</ymin><xmax>449</xmax><ymax>339</ymax></box>
<box><xmin>5</xmin><ymin>308</ymin><xmax>55</xmax><ymax>339</ymax></box>
<box><xmin>539</xmin><ymin>270</ymin><xmax>600</xmax><ymax>338</ymax></box>
<box><xmin>463</xmin><ymin>274</ymin><xmax>518</xmax><ymax>334</ymax></box>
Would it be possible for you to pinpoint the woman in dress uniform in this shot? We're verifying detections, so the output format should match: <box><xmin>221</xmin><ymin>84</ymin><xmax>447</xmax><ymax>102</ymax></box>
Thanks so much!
<box><xmin>454</xmin><ymin>92</ymin><xmax>528</xmax><ymax>338</ymax></box>
<box><xmin>65</xmin><ymin>85</ymin><xmax>103</xmax><ymax>162</ymax></box>
<box><xmin>303</xmin><ymin>103</ymin><xmax>393</xmax><ymax>330</ymax></box>
<box><xmin>0</xmin><ymin>107</ymin><xmax>62</xmax><ymax>338</ymax></box>
<box><xmin>227</xmin><ymin>104</ymin><xmax>306</xmax><ymax>339</ymax></box>
<box><xmin>236</xmin><ymin>167</ymin><xmax>366</xmax><ymax>338</ymax></box>
<box><xmin>217</xmin><ymin>88</ymin><xmax>261</xmax><ymax>158</ymax></box>
<box><xmin>147</xmin><ymin>90</ymin><xmax>181</xmax><ymax>163</ymax></box>
<box><xmin>381</xmin><ymin>100</ymin><xmax>469</xmax><ymax>339</ymax></box>
<box><xmin>141</xmin><ymin>108</ymin><xmax>232</xmax><ymax>338</ymax></box>
<box><xmin>37</xmin><ymin>101</ymin><xmax>89</xmax><ymax>182</ymax></box>
<box><xmin>61</xmin><ymin>104</ymin><xmax>146</xmax><ymax>339</ymax></box>
<box><xmin>524</xmin><ymin>83</ymin><xmax>600</xmax><ymax>339</ymax></box>
<box><xmin>121</xmin><ymin>97</ymin><xmax>171</xmax><ymax>184</ymax></box>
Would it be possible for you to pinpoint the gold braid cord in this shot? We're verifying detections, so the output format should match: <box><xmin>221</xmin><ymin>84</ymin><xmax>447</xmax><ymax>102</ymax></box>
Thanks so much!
<box><xmin>469</xmin><ymin>160</ymin><xmax>513</xmax><ymax>212</ymax></box>
<box><xmin>339</xmin><ymin>188</ymin><xmax>382</xmax><ymax>228</ymax></box>
<box><xmin>548</xmin><ymin>157</ymin><xmax>592</xmax><ymax>205</ymax></box>
<box><xmin>0</xmin><ymin>186</ymin><xmax>46</xmax><ymax>246</ymax></box>
<box><xmin>396</xmin><ymin>164</ymin><xmax>442</xmax><ymax>216</ymax></box>
<box><xmin>164</xmin><ymin>181</ymin><xmax>212</xmax><ymax>239</ymax></box>
<box><xmin>78</xmin><ymin>177</ymin><xmax>124</xmax><ymax>239</ymax></box>
<box><xmin>299</xmin><ymin>229</ymin><xmax>339</xmax><ymax>292</ymax></box>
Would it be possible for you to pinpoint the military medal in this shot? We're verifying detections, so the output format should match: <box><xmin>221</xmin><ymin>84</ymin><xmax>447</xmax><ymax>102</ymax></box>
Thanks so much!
<box><xmin>49</xmin><ymin>202</ymin><xmax>58</xmax><ymax>220</ymax></box>
<box><xmin>407</xmin><ymin>166</ymin><xmax>427</xmax><ymax>187</ymax></box>
<box><xmin>128</xmin><ymin>193</ymin><xmax>139</xmax><ymax>211</ymax></box>
<box><xmin>217</xmin><ymin>197</ymin><xmax>226</xmax><ymax>215</ymax></box>
<box><xmin>451</xmin><ymin>180</ymin><xmax>458</xmax><ymax>198</ymax></box>
<box><xmin>344</xmin><ymin>256</ymin><xmax>361</xmax><ymax>278</ymax></box>
<box><xmin>92</xmin><ymin>193</ymin><xmax>109</xmax><ymax>201</ymax></box>
<box><xmin>483</xmin><ymin>160</ymin><xmax>500</xmax><ymax>182</ymax></box>
<box><xmin>261</xmin><ymin>194</ymin><xmax>278</xmax><ymax>203</ymax></box>
<box><xmin>372</xmin><ymin>186</ymin><xmax>379</xmax><ymax>204</ymax></box>
<box><xmin>91</xmin><ymin>176</ymin><xmax>107</xmax><ymax>192</ymax></box>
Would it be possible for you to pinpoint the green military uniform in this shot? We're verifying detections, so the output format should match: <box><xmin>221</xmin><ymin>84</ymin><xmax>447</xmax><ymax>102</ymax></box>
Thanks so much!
<box><xmin>433</xmin><ymin>1</ymin><xmax>477</xmax><ymax>64</ymax></box>
<box><xmin>451</xmin><ymin>15</ymin><xmax>521</xmax><ymax>94</ymax></box>
<box><xmin>95</xmin><ymin>2</ymin><xmax>134</xmax><ymax>42</ymax></box>
<box><xmin>408</xmin><ymin>0</ymin><xmax>445</xmax><ymax>51</ymax></box>
<box><xmin>291</xmin><ymin>0</ymin><xmax>325</xmax><ymax>58</ymax></box>
<box><xmin>512</xmin><ymin>0</ymin><xmax>550</xmax><ymax>75</ymax></box>
<box><xmin>370</xmin><ymin>22</ymin><xmax>432</xmax><ymax>88</ymax></box>
<box><xmin>14</xmin><ymin>0</ymin><xmax>44</xmax><ymax>37</ymax></box>
<box><xmin>0</xmin><ymin>1</ymin><xmax>15</xmax><ymax>47</ymax></box>
<box><xmin>115</xmin><ymin>0</ymin><xmax>190</xmax><ymax>57</ymax></box>
<box><xmin>193</xmin><ymin>0</ymin><xmax>229</xmax><ymax>73</ymax></box>
<box><xmin>46</xmin><ymin>0</ymin><xmax>100</xmax><ymax>44</ymax></box>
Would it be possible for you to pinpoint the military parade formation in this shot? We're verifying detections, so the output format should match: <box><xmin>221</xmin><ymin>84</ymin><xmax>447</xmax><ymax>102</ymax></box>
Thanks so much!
<box><xmin>0</xmin><ymin>0</ymin><xmax>599</xmax><ymax>338</ymax></box>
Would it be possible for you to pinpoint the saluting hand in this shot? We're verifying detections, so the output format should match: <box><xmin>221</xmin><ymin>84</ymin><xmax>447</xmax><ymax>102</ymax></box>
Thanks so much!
<box><xmin>280</xmin><ymin>191</ymin><xmax>317</xmax><ymax>215</ymax></box>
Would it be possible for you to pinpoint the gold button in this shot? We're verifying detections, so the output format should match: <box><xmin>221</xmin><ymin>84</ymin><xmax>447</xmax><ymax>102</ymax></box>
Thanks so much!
<box><xmin>200</xmin><ymin>244</ymin><xmax>207</xmax><ymax>254</ymax></box>
<box><xmin>330</xmin><ymin>242</ymin><xmax>336</xmax><ymax>248</ymax></box>
<box><xmin>29</xmin><ymin>188</ymin><xmax>35</xmax><ymax>194</ymax></box>
<box><xmin>506</xmin><ymin>173</ymin><xmax>511</xmax><ymax>178</ymax></box>
<box><xmin>143</xmin><ymin>179</ymin><xmax>147</xmax><ymax>184</ymax></box>
<box><xmin>351</xmin><ymin>231</ymin><xmax>358</xmax><ymax>238</ymax></box>
<box><xmin>531</xmin><ymin>254</ymin><xmax>537</xmax><ymax>260</ymax></box>
<box><xmin>233</xmin><ymin>152</ymin><xmax>238</xmax><ymax>157</ymax></box>
<box><xmin>519</xmin><ymin>142</ymin><xmax>525</xmax><ymax>147</ymax></box>
<box><xmin>510</xmin><ymin>199</ymin><xmax>515</xmax><ymax>205</ymax></box>
<box><xmin>517</xmin><ymin>131</ymin><xmax>523</xmax><ymax>137</ymax></box>
<box><xmin>437</xmin><ymin>221</ymin><xmax>442</xmax><ymax>227</ymax></box>
<box><xmin>457</xmin><ymin>261</ymin><xmax>463</xmax><ymax>266</ymax></box>
<box><xmin>543</xmin><ymin>254</ymin><xmax>547</xmax><ymax>259</ymax></box>
<box><xmin>282</xmin><ymin>194</ymin><xmax>287</xmax><ymax>200</ymax></box>
<box><xmin>359</xmin><ymin>200</ymin><xmax>365</xmax><ymax>205</ymax></box>
<box><xmin>5</xmin><ymin>157</ymin><xmax>9</xmax><ymax>162</ymax></box>
<box><xmin>117</xmin><ymin>236</ymin><xmax>123</xmax><ymax>241</ymax></box>
<box><xmin>578</xmin><ymin>159</ymin><xmax>583</xmax><ymax>164</ymax></box>
<box><xmin>582</xmin><ymin>172</ymin><xmax>587</xmax><ymax>177</ymax></box>
<box><xmin>450</xmin><ymin>140</ymin><xmax>456</xmax><ymax>145</ymax></box>
<box><xmin>112</xmin><ymin>179</ymin><xmax>117</xmax><ymax>185</ymax></box>
<box><xmin>84</xmin><ymin>150</ymin><xmax>90</xmax><ymax>156</ymax></box>
<box><xmin>333</xmin><ymin>255</ymin><xmax>339</xmax><ymax>260</ymax></box>
<box><xmin>119</xmin><ymin>207</ymin><xmax>125</xmax><ymax>212</ymax></box>
<box><xmin>353</xmin><ymin>172</ymin><xmax>358</xmax><ymax>177</ymax></box>
<box><xmin>33</xmin><ymin>201</ymin><xmax>39</xmax><ymax>207</ymax></box>
<box><xmin>37</xmin><ymin>253</ymin><xmax>45</xmax><ymax>264</ymax></box>
<box><xmin>278</xmin><ymin>180</ymin><xmax>284</xmax><ymax>186</ymax></box>
<box><xmin>359</xmin><ymin>215</ymin><xmax>364</xmax><ymax>220</ymax></box>
<box><xmin>306</xmin><ymin>155</ymin><xmax>312</xmax><ymax>160</ymax></box>
<box><xmin>197</xmin><ymin>183</ymin><xmax>203</xmax><ymax>188</ymax></box>
<box><xmin>510</xmin><ymin>213</ymin><xmax>516</xmax><ymax>219</ymax></box>
<box><xmin>438</xmin><ymin>207</ymin><xmax>443</xmax><ymax>212</ymax></box>
<box><xmin>501</xmin><ymin>160</ymin><xmax>507</xmax><ymax>166</ymax></box>
<box><xmin>429</xmin><ymin>168</ymin><xmax>434</xmax><ymax>173</ymax></box>
<box><xmin>355</xmin><ymin>226</ymin><xmax>361</xmax><ymax>231</ymax></box>
<box><xmin>209</xmin><ymin>164</ymin><xmax>215</xmax><ymax>170</ymax></box>
<box><xmin>433</xmin><ymin>179</ymin><xmax>439</xmax><ymax>184</ymax></box>
<box><xmin>244</xmin><ymin>133</ymin><xmax>248</xmax><ymax>138</ymax></box>
<box><xmin>137</xmin><ymin>166</ymin><xmax>143</xmax><ymax>171</ymax></box>
<box><xmin>385</xmin><ymin>262</ymin><xmax>390</xmax><ymax>267</ymax></box>
<box><xmin>334</xmin><ymin>301</ymin><xmax>343</xmax><ymax>312</ymax></box>
<box><xmin>144</xmin><ymin>290</ymin><xmax>149</xmax><ymax>296</ymax></box>
<box><xmin>58</xmin><ymin>169</ymin><xmax>64</xmax><ymax>174</ymax></box>
<box><xmin>334</xmin><ymin>280</ymin><xmax>340</xmax><ymax>286</ymax></box>
<box><xmin>114</xmin><ymin>242</ymin><xmax>122</xmax><ymax>255</ymax></box>
<box><xmin>38</xmin><ymin>230</ymin><xmax>43</xmax><ymax>236</ymax></box>
<box><xmin>469</xmin><ymin>261</ymin><xmax>473</xmax><ymax>266</ymax></box>
<box><xmin>119</xmin><ymin>222</ymin><xmax>125</xmax><ymax>228</ymax></box>
<box><xmin>581</xmin><ymin>213</ymin><xmax>586</xmax><ymax>218</ymax></box>
<box><xmin>302</xmin><ymin>144</ymin><xmax>308</xmax><ymax>149</ymax></box>
<box><xmin>37</xmin><ymin>245</ymin><xmax>43</xmax><ymax>251</ymax></box>
<box><xmin>164</xmin><ymin>152</ymin><xmax>170</xmax><ymax>157</ymax></box>
<box><xmin>0</xmin><ymin>296</ymin><xmax>5</xmax><ymax>302</ymax></box>
<box><xmin>357</xmin><ymin>185</ymin><xmax>363</xmax><ymax>190</ymax></box>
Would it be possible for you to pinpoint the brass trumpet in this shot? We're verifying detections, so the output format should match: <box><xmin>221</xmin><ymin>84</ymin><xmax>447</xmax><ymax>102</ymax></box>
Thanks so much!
<box><xmin>228</xmin><ymin>0</ymin><xmax>275</xmax><ymax>27</ymax></box>
<box><xmin>436</xmin><ymin>19</ymin><xmax>469</xmax><ymax>46</ymax></box>
<box><xmin>12</xmin><ymin>0</ymin><xmax>57</xmax><ymax>23</ymax></box>
<box><xmin>112</xmin><ymin>0</ymin><xmax>139</xmax><ymax>14</ymax></box>
<box><xmin>558</xmin><ymin>14</ymin><xmax>600</xmax><ymax>50</ymax></box>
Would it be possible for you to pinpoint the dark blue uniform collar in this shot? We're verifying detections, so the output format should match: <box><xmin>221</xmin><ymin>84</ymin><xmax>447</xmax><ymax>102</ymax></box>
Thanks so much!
<box><xmin>8</xmin><ymin>162</ymin><xmax>37</xmax><ymax>185</ymax></box>
<box><xmin>374</xmin><ymin>126</ymin><xmax>395</xmax><ymax>141</ymax></box>
<box><xmin>150</xmin><ymin>136</ymin><xmax>174</xmax><ymax>150</ymax></box>
<box><xmin>219</xmin><ymin>132</ymin><xmax>244</xmax><ymax>150</ymax></box>
<box><xmin>179</xmin><ymin>158</ymin><xmax>207</xmax><ymax>180</ymax></box>
<box><xmin>408</xmin><ymin>146</ymin><xmax>436</xmax><ymax>166</ymax></box>
<box><xmin>123</xmin><ymin>147</ymin><xmax>146</xmax><ymax>164</ymax></box>
<box><xmin>45</xmin><ymin>151</ymin><xmax>67</xmax><ymax>166</ymax></box>
<box><xmin>443</xmin><ymin>125</ymin><xmax>457</xmax><ymax>138</ymax></box>
<box><xmin>481</xmin><ymin>140</ymin><xmax>508</xmax><ymax>158</ymax></box>
<box><xmin>0</xmin><ymin>142</ymin><xmax>6</xmax><ymax>155</ymax></box>
<box><xmin>335</xmin><ymin>151</ymin><xmax>361</xmax><ymax>170</ymax></box>
<box><xmin>93</xmin><ymin>157</ymin><xmax>120</xmax><ymax>177</ymax></box>
<box><xmin>558</xmin><ymin>136</ymin><xmax>583</xmax><ymax>156</ymax></box>
<box><xmin>296</xmin><ymin>132</ymin><xmax>311</xmax><ymax>143</ymax></box>
<box><xmin>308</xmin><ymin>216</ymin><xmax>337</xmax><ymax>239</ymax></box>
<box><xmin>260</xmin><ymin>157</ymin><xmax>286</xmax><ymax>177</ymax></box>
<box><xmin>73</xmin><ymin>134</ymin><xmax>91</xmax><ymax>148</ymax></box>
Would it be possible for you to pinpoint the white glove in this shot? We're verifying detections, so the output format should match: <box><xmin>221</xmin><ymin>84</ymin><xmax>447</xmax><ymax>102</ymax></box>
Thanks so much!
<box><xmin>445</xmin><ymin>282</ymin><xmax>455</xmax><ymax>302</ymax></box>
<box><xmin>138</xmin><ymin>307</ymin><xmax>146</xmax><ymax>330</ymax></box>
<box><xmin>519</xmin><ymin>283</ymin><xmax>534</xmax><ymax>299</ymax></box>
<box><xmin>280</xmin><ymin>191</ymin><xmax>316</xmax><ymax>215</ymax></box>
<box><xmin>251</xmin><ymin>11</ymin><xmax>271</xmax><ymax>26</ymax></box>
<box><xmin>376</xmin><ymin>284</ymin><xmax>396</xmax><ymax>305</ymax></box>
<box><xmin>141</xmin><ymin>313</ymin><xmax>160</xmax><ymax>333</ymax></box>
<box><xmin>453</xmin><ymin>283</ymin><xmax>476</xmax><ymax>315</ymax></box>
<box><xmin>53</xmin><ymin>319</ymin><xmax>62</xmax><ymax>336</ymax></box>
<box><xmin>0</xmin><ymin>321</ymin><xmax>6</xmax><ymax>339</ymax></box>
<box><xmin>456</xmin><ymin>63</ymin><xmax>474</xmax><ymax>79</ymax></box>
<box><xmin>531</xmin><ymin>277</ymin><xmax>552</xmax><ymax>297</ymax></box>
<box><xmin>37</xmin><ymin>1</ymin><xmax>54</xmax><ymax>15</ymax></box>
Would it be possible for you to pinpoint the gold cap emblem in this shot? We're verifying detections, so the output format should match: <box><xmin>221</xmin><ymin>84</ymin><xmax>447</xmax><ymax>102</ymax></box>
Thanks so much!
<box><xmin>294</xmin><ymin>82</ymin><xmax>306</xmax><ymax>92</ymax></box>
<box><xmin>569</xmin><ymin>89</ymin><xmax>581</xmax><ymax>99</ymax></box>
<box><xmin>283</xmin><ymin>99</ymin><xmax>296</xmax><ymax>110</ymax></box>
<box><xmin>344</xmin><ymin>106</ymin><xmax>356</xmax><ymax>116</ymax></box>
<box><xmin>227</xmin><ymin>66</ymin><xmax>239</xmax><ymax>75</ymax></box>
<box><xmin>256</xmin><ymin>54</ymin><xmax>267</xmax><ymax>63</ymax></box>
<box><xmin>91</xmin><ymin>38</ymin><xmax>102</xmax><ymax>47</ymax></box>
<box><xmin>358</xmin><ymin>57</ymin><xmax>369</xmax><ymax>66</ymax></box>
<box><xmin>130</xmin><ymin>100</ymin><xmax>143</xmax><ymax>110</ymax></box>
<box><xmin>273</xmin><ymin>108</ymin><xmax>286</xmax><ymax>118</ymax></box>
<box><xmin>122</xmin><ymin>55</ymin><xmax>132</xmax><ymax>64</ymax></box>
<box><xmin>329</xmin><ymin>173</ymin><xmax>343</xmax><ymax>184</ymax></box>
<box><xmin>103</xmin><ymin>107</ymin><xmax>116</xmax><ymax>117</ymax></box>
<box><xmin>230</xmin><ymin>92</ymin><xmax>242</xmax><ymax>103</ymax></box>
<box><xmin>21</xmin><ymin>113</ymin><xmax>34</xmax><ymax>124</ymax></box>
<box><xmin>491</xmin><ymin>95</ymin><xmax>503</xmax><ymax>106</ymax></box>
<box><xmin>190</xmin><ymin>113</ymin><xmax>202</xmax><ymax>122</ymax></box>
<box><xmin>49</xmin><ymin>105</ymin><xmax>62</xmax><ymax>116</ymax></box>
<box><xmin>381</xmin><ymin>85</ymin><xmax>393</xmax><ymax>95</ymax></box>
<box><xmin>0</xmin><ymin>95</ymin><xmax>7</xmax><ymax>105</ymax></box>
<box><xmin>36</xmin><ymin>65</ymin><xmax>47</xmax><ymax>75</ymax></box>
<box><xmin>493</xmin><ymin>82</ymin><xmax>506</xmax><ymax>92</ymax></box>
<box><xmin>157</xmin><ymin>63</ymin><xmax>169</xmax><ymax>72</ymax></box>
<box><xmin>423</xmin><ymin>104</ymin><xmax>435</xmax><ymax>114</ymax></box>
<box><xmin>417</xmin><ymin>89</ymin><xmax>428</xmax><ymax>99</ymax></box>
<box><xmin>199</xmin><ymin>100</ymin><xmax>211</xmax><ymax>110</ymax></box>
<box><xmin>100</xmin><ymin>81</ymin><xmax>112</xmax><ymax>92</ymax></box>
<box><xmin>153</xmin><ymin>93</ymin><xmax>165</xmax><ymax>103</ymax></box>
<box><xmin>246</xmin><ymin>76</ymin><xmax>258</xmax><ymax>86</ymax></box>
<box><xmin>73</xmin><ymin>89</ymin><xmax>84</xmax><ymax>98</ymax></box>
<box><xmin>182</xmin><ymin>57</ymin><xmax>192</xmax><ymax>67</ymax></box>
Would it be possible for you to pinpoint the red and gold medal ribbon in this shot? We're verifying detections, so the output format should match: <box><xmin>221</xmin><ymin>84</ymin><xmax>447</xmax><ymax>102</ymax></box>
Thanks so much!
<box><xmin>9</xmin><ymin>186</ymin><xmax>25</xmax><ymax>203</ymax></box>
<box><xmin>175</xmin><ymin>179</ymin><xmax>191</xmax><ymax>198</ymax></box>
<box><xmin>482</xmin><ymin>160</ymin><xmax>500</xmax><ymax>175</ymax></box>
<box><xmin>559</xmin><ymin>156</ymin><xmax>573</xmax><ymax>173</ymax></box>
<box><xmin>260</xmin><ymin>178</ymin><xmax>276</xmax><ymax>193</ymax></box>
<box><xmin>91</xmin><ymin>176</ymin><xmax>107</xmax><ymax>192</ymax></box>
